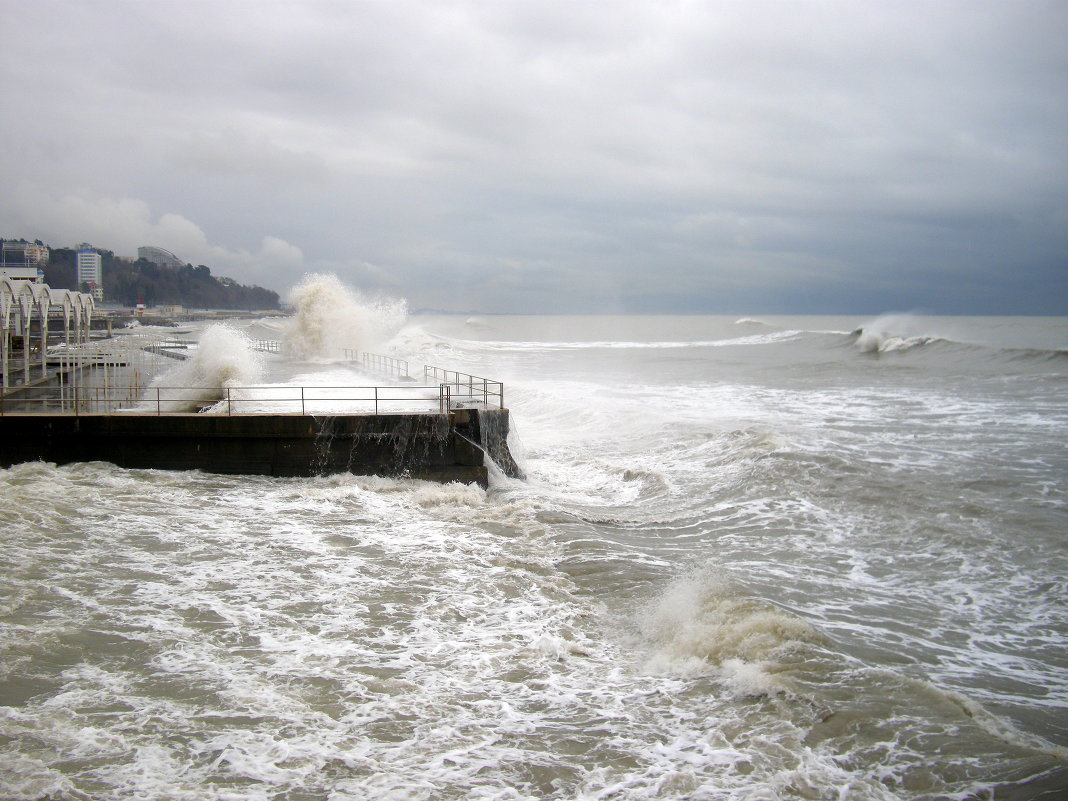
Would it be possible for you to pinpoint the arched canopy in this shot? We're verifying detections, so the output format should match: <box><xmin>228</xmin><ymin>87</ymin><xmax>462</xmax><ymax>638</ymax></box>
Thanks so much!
<box><xmin>2</xmin><ymin>278</ymin><xmax>96</xmax><ymax>387</ymax></box>
<box><xmin>1</xmin><ymin>280</ymin><xmax>94</xmax><ymax>330</ymax></box>
<box><xmin>0</xmin><ymin>277</ymin><xmax>38</xmax><ymax>332</ymax></box>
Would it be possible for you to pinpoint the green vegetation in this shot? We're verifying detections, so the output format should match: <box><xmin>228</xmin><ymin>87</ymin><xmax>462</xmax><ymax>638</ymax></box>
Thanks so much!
<box><xmin>2</xmin><ymin>239</ymin><xmax>281</xmax><ymax>310</ymax></box>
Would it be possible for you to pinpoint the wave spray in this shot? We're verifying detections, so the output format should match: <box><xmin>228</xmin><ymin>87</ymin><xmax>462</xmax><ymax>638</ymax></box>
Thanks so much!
<box><xmin>148</xmin><ymin>324</ymin><xmax>264</xmax><ymax>412</ymax></box>
<box><xmin>284</xmin><ymin>273</ymin><xmax>407</xmax><ymax>360</ymax></box>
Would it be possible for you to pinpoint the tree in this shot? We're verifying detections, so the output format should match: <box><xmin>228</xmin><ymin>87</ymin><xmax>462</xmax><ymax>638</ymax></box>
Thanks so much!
<box><xmin>35</xmin><ymin>242</ymin><xmax>280</xmax><ymax>310</ymax></box>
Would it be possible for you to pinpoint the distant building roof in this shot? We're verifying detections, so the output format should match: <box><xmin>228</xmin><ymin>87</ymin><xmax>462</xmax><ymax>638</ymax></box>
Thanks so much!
<box><xmin>0</xmin><ymin>266</ymin><xmax>42</xmax><ymax>282</ymax></box>
<box><xmin>2</xmin><ymin>241</ymin><xmax>49</xmax><ymax>267</ymax></box>
<box><xmin>138</xmin><ymin>246</ymin><xmax>183</xmax><ymax>268</ymax></box>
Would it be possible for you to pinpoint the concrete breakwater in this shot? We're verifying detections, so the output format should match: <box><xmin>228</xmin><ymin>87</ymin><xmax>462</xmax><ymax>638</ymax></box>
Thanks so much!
<box><xmin>0</xmin><ymin>407</ymin><xmax>522</xmax><ymax>488</ymax></box>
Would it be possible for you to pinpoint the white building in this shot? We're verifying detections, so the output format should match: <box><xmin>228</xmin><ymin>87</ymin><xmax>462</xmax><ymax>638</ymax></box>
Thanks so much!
<box><xmin>0</xmin><ymin>265</ymin><xmax>41</xmax><ymax>282</ymax></box>
<box><xmin>138</xmin><ymin>246</ymin><xmax>183</xmax><ymax>268</ymax></box>
<box><xmin>1</xmin><ymin>241</ymin><xmax>48</xmax><ymax>283</ymax></box>
<box><xmin>77</xmin><ymin>246</ymin><xmax>104</xmax><ymax>301</ymax></box>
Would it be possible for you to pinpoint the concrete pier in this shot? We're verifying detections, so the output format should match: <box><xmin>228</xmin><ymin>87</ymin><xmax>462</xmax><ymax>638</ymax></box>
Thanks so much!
<box><xmin>0</xmin><ymin>407</ymin><xmax>521</xmax><ymax>487</ymax></box>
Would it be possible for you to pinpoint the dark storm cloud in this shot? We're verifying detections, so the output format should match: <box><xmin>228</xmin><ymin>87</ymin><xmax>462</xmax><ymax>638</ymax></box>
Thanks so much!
<box><xmin>1</xmin><ymin>0</ymin><xmax>1065</xmax><ymax>312</ymax></box>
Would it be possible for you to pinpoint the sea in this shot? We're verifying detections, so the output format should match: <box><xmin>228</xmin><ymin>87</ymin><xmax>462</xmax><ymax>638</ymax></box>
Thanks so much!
<box><xmin>1</xmin><ymin>283</ymin><xmax>1066</xmax><ymax>800</ymax></box>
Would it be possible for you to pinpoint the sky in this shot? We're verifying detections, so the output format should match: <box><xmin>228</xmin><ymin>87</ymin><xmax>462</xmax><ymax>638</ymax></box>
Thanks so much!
<box><xmin>2</xmin><ymin>0</ymin><xmax>1066</xmax><ymax>314</ymax></box>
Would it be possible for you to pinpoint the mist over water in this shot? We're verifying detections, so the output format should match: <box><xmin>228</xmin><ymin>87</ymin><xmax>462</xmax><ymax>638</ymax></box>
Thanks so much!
<box><xmin>1</xmin><ymin>307</ymin><xmax>1066</xmax><ymax>799</ymax></box>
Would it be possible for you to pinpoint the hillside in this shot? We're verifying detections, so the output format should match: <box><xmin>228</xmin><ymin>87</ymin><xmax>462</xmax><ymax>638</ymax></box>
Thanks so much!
<box><xmin>27</xmin><ymin>243</ymin><xmax>280</xmax><ymax>310</ymax></box>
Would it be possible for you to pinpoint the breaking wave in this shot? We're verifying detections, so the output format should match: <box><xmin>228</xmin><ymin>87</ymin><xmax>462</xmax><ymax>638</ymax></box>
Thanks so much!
<box><xmin>284</xmin><ymin>273</ymin><xmax>407</xmax><ymax>360</ymax></box>
<box><xmin>849</xmin><ymin>332</ymin><xmax>1068</xmax><ymax>364</ymax></box>
<box><xmin>146</xmin><ymin>324</ymin><xmax>264</xmax><ymax>412</ymax></box>
<box><xmin>851</xmin><ymin>313</ymin><xmax>945</xmax><ymax>354</ymax></box>
<box><xmin>638</xmin><ymin>569</ymin><xmax>830</xmax><ymax>695</ymax></box>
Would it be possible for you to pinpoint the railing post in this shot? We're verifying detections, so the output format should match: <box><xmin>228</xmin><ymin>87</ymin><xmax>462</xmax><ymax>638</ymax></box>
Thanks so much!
<box><xmin>301</xmin><ymin>387</ymin><xmax>305</xmax><ymax>415</ymax></box>
<box><xmin>227</xmin><ymin>387</ymin><xmax>232</xmax><ymax>416</ymax></box>
<box><xmin>374</xmin><ymin>386</ymin><xmax>379</xmax><ymax>415</ymax></box>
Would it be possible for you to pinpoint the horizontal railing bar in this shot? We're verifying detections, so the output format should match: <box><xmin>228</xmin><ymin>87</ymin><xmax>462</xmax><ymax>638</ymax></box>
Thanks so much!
<box><xmin>2</xmin><ymin>359</ymin><xmax>507</xmax><ymax>415</ymax></box>
<box><xmin>0</xmin><ymin>383</ymin><xmax>481</xmax><ymax>416</ymax></box>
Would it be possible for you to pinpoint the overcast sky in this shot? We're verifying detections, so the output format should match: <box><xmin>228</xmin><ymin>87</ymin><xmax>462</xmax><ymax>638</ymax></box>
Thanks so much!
<box><xmin>2</xmin><ymin>0</ymin><xmax>1066</xmax><ymax>313</ymax></box>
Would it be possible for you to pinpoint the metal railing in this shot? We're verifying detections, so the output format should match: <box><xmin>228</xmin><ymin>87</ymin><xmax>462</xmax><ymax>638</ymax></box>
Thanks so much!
<box><xmin>0</xmin><ymin>384</ymin><xmax>461</xmax><ymax>416</ymax></box>
<box><xmin>361</xmin><ymin>352</ymin><xmax>410</xmax><ymax>379</ymax></box>
<box><xmin>424</xmin><ymin>365</ymin><xmax>504</xmax><ymax>409</ymax></box>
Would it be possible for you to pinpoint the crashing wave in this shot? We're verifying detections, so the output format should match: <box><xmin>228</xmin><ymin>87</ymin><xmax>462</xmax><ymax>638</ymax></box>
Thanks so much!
<box><xmin>145</xmin><ymin>324</ymin><xmax>264</xmax><ymax>413</ymax></box>
<box><xmin>283</xmin><ymin>273</ymin><xmax>407</xmax><ymax>361</ymax></box>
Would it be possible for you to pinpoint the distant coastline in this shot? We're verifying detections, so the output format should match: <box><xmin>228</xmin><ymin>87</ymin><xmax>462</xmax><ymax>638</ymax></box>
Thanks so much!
<box><xmin>1</xmin><ymin>237</ymin><xmax>281</xmax><ymax>311</ymax></box>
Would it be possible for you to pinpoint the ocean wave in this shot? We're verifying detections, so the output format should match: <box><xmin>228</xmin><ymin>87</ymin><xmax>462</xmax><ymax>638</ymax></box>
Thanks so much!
<box><xmin>284</xmin><ymin>273</ymin><xmax>407</xmax><ymax>360</ymax></box>
<box><xmin>853</xmin><ymin>328</ymin><xmax>939</xmax><ymax>354</ymax></box>
<box><xmin>415</xmin><ymin>330</ymin><xmax>806</xmax><ymax>353</ymax></box>
<box><xmin>850</xmin><ymin>313</ymin><xmax>1068</xmax><ymax>363</ymax></box>
<box><xmin>637</xmin><ymin>569</ymin><xmax>830</xmax><ymax>691</ymax></box>
<box><xmin>142</xmin><ymin>323</ymin><xmax>265</xmax><ymax>412</ymax></box>
<box><xmin>851</xmin><ymin>327</ymin><xmax>1068</xmax><ymax>363</ymax></box>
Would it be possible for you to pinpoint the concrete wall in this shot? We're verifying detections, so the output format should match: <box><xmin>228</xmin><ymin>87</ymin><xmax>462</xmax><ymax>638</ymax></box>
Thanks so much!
<box><xmin>0</xmin><ymin>408</ymin><xmax>521</xmax><ymax>488</ymax></box>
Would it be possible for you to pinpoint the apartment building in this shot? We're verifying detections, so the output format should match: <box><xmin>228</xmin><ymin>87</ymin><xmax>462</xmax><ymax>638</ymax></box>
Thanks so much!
<box><xmin>77</xmin><ymin>246</ymin><xmax>104</xmax><ymax>301</ymax></box>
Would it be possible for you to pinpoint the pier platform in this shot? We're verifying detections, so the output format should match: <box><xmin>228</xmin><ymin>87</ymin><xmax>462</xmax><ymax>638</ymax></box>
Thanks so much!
<box><xmin>0</xmin><ymin>407</ymin><xmax>520</xmax><ymax>488</ymax></box>
<box><xmin>0</xmin><ymin>342</ymin><xmax>522</xmax><ymax>486</ymax></box>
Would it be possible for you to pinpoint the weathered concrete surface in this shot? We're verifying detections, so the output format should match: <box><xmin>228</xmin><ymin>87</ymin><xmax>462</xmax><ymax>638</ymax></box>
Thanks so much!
<box><xmin>0</xmin><ymin>408</ymin><xmax>521</xmax><ymax>487</ymax></box>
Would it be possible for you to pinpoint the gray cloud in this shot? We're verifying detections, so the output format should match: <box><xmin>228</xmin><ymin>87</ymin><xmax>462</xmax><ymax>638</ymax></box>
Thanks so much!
<box><xmin>2</xmin><ymin>0</ymin><xmax>1065</xmax><ymax>313</ymax></box>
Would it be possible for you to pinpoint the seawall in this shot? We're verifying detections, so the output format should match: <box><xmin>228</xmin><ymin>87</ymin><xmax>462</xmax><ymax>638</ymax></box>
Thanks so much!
<box><xmin>0</xmin><ymin>408</ymin><xmax>521</xmax><ymax>488</ymax></box>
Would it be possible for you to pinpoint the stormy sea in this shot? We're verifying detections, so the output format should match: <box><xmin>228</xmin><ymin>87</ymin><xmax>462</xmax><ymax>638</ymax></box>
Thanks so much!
<box><xmin>2</xmin><ymin>282</ymin><xmax>1066</xmax><ymax>800</ymax></box>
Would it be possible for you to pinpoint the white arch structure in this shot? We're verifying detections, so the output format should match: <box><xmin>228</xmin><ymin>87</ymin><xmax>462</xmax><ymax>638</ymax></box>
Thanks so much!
<box><xmin>1</xmin><ymin>278</ymin><xmax>94</xmax><ymax>390</ymax></box>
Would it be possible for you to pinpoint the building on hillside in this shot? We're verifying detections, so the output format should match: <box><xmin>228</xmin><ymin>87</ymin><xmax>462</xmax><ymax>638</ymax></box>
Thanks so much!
<box><xmin>1</xmin><ymin>241</ymin><xmax>49</xmax><ymax>283</ymax></box>
<box><xmin>138</xmin><ymin>246</ymin><xmax>183</xmax><ymax>268</ymax></box>
<box><xmin>76</xmin><ymin>245</ymin><xmax>104</xmax><ymax>301</ymax></box>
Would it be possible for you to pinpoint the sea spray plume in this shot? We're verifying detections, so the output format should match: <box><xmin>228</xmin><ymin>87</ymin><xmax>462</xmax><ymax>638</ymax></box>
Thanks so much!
<box><xmin>284</xmin><ymin>273</ymin><xmax>407</xmax><ymax>360</ymax></box>
<box><xmin>147</xmin><ymin>324</ymin><xmax>264</xmax><ymax>412</ymax></box>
